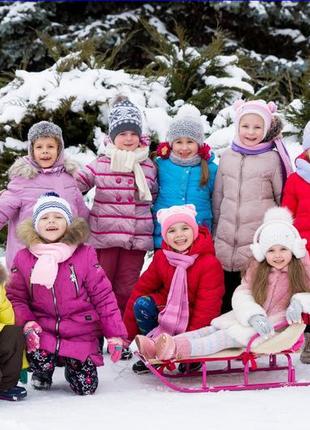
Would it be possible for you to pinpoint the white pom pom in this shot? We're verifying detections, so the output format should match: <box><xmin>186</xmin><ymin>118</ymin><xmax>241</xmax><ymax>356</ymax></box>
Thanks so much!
<box><xmin>175</xmin><ymin>104</ymin><xmax>201</xmax><ymax>119</ymax></box>
<box><xmin>263</xmin><ymin>207</ymin><xmax>293</xmax><ymax>224</ymax></box>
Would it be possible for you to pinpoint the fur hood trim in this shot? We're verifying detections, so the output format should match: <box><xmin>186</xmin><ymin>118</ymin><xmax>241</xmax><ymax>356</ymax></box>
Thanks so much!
<box><xmin>17</xmin><ymin>217</ymin><xmax>89</xmax><ymax>247</ymax></box>
<box><xmin>8</xmin><ymin>157</ymin><xmax>80</xmax><ymax>179</ymax></box>
<box><xmin>0</xmin><ymin>264</ymin><xmax>7</xmax><ymax>284</ymax></box>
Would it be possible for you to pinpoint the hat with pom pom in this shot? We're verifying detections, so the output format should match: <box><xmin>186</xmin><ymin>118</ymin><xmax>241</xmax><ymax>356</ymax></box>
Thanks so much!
<box><xmin>32</xmin><ymin>192</ymin><xmax>73</xmax><ymax>232</ymax></box>
<box><xmin>302</xmin><ymin>120</ymin><xmax>310</xmax><ymax>151</ymax></box>
<box><xmin>166</xmin><ymin>104</ymin><xmax>204</xmax><ymax>146</ymax></box>
<box><xmin>108</xmin><ymin>96</ymin><xmax>142</xmax><ymax>142</ymax></box>
<box><xmin>234</xmin><ymin>99</ymin><xmax>277</xmax><ymax>139</ymax></box>
<box><xmin>157</xmin><ymin>204</ymin><xmax>199</xmax><ymax>242</ymax></box>
<box><xmin>250</xmin><ymin>207</ymin><xmax>307</xmax><ymax>262</ymax></box>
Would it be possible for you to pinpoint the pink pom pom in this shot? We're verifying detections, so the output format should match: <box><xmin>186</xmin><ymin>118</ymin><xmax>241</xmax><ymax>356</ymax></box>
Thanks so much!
<box><xmin>233</xmin><ymin>99</ymin><xmax>245</xmax><ymax>111</ymax></box>
<box><xmin>267</xmin><ymin>101</ymin><xmax>277</xmax><ymax>113</ymax></box>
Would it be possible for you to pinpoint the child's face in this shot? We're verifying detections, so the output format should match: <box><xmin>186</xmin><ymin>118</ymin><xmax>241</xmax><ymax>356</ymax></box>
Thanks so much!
<box><xmin>166</xmin><ymin>222</ymin><xmax>194</xmax><ymax>253</ymax></box>
<box><xmin>33</xmin><ymin>137</ymin><xmax>59</xmax><ymax>168</ymax></box>
<box><xmin>265</xmin><ymin>245</ymin><xmax>292</xmax><ymax>270</ymax></box>
<box><xmin>114</xmin><ymin>131</ymin><xmax>140</xmax><ymax>151</ymax></box>
<box><xmin>171</xmin><ymin>137</ymin><xmax>199</xmax><ymax>159</ymax></box>
<box><xmin>37</xmin><ymin>212</ymin><xmax>67</xmax><ymax>242</ymax></box>
<box><xmin>239</xmin><ymin>114</ymin><xmax>265</xmax><ymax>147</ymax></box>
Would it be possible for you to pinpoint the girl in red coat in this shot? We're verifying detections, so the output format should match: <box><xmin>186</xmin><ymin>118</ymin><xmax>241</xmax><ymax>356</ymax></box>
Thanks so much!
<box><xmin>123</xmin><ymin>204</ymin><xmax>224</xmax><ymax>373</ymax></box>
<box><xmin>282</xmin><ymin>120</ymin><xmax>310</xmax><ymax>363</ymax></box>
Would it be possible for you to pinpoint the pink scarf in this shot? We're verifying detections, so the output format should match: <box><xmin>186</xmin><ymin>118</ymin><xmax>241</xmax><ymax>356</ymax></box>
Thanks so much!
<box><xmin>30</xmin><ymin>243</ymin><xmax>77</xmax><ymax>289</ymax></box>
<box><xmin>147</xmin><ymin>250</ymin><xmax>198</xmax><ymax>338</ymax></box>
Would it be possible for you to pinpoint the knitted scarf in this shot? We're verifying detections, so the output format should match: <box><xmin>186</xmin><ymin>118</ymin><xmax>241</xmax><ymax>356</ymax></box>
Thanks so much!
<box><xmin>30</xmin><ymin>243</ymin><xmax>77</xmax><ymax>289</ymax></box>
<box><xmin>147</xmin><ymin>250</ymin><xmax>198</xmax><ymax>338</ymax></box>
<box><xmin>169</xmin><ymin>152</ymin><xmax>201</xmax><ymax>167</ymax></box>
<box><xmin>105</xmin><ymin>143</ymin><xmax>152</xmax><ymax>201</ymax></box>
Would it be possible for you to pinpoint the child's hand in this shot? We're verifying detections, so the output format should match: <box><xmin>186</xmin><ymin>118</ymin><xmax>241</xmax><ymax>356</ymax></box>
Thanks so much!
<box><xmin>286</xmin><ymin>299</ymin><xmax>303</xmax><ymax>325</ymax></box>
<box><xmin>23</xmin><ymin>321</ymin><xmax>42</xmax><ymax>353</ymax></box>
<box><xmin>107</xmin><ymin>337</ymin><xmax>124</xmax><ymax>363</ymax></box>
<box><xmin>248</xmin><ymin>314</ymin><xmax>274</xmax><ymax>339</ymax></box>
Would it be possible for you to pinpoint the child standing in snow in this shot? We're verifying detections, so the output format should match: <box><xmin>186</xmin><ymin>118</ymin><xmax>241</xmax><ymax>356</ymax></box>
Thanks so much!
<box><xmin>76</xmin><ymin>97</ymin><xmax>157</xmax><ymax>343</ymax></box>
<box><xmin>282</xmin><ymin>120</ymin><xmax>310</xmax><ymax>363</ymax></box>
<box><xmin>153</xmin><ymin>104</ymin><xmax>217</xmax><ymax>249</ymax></box>
<box><xmin>0</xmin><ymin>264</ymin><xmax>26</xmax><ymax>401</ymax></box>
<box><xmin>7</xmin><ymin>193</ymin><xmax>127</xmax><ymax>395</ymax></box>
<box><xmin>0</xmin><ymin>121</ymin><xmax>89</xmax><ymax>269</ymax></box>
<box><xmin>136</xmin><ymin>208</ymin><xmax>310</xmax><ymax>361</ymax></box>
<box><xmin>124</xmin><ymin>204</ymin><xmax>224</xmax><ymax>373</ymax></box>
<box><xmin>213</xmin><ymin>99</ymin><xmax>292</xmax><ymax>314</ymax></box>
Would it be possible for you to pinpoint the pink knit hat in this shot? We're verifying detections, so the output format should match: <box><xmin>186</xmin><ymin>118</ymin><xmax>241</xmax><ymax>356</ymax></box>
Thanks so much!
<box><xmin>234</xmin><ymin>99</ymin><xmax>277</xmax><ymax>139</ymax></box>
<box><xmin>157</xmin><ymin>204</ymin><xmax>199</xmax><ymax>241</ymax></box>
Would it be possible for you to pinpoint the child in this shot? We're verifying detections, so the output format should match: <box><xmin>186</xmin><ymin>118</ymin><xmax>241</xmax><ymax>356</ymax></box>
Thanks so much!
<box><xmin>124</xmin><ymin>204</ymin><xmax>224</xmax><ymax>373</ymax></box>
<box><xmin>76</xmin><ymin>97</ymin><xmax>157</xmax><ymax>333</ymax></box>
<box><xmin>153</xmin><ymin>104</ymin><xmax>218</xmax><ymax>249</ymax></box>
<box><xmin>0</xmin><ymin>121</ymin><xmax>89</xmax><ymax>269</ymax></box>
<box><xmin>0</xmin><ymin>264</ymin><xmax>26</xmax><ymax>401</ymax></box>
<box><xmin>213</xmin><ymin>99</ymin><xmax>292</xmax><ymax>314</ymax></box>
<box><xmin>136</xmin><ymin>208</ymin><xmax>310</xmax><ymax>361</ymax></box>
<box><xmin>282</xmin><ymin>120</ymin><xmax>310</xmax><ymax>363</ymax></box>
<box><xmin>6</xmin><ymin>192</ymin><xmax>128</xmax><ymax>395</ymax></box>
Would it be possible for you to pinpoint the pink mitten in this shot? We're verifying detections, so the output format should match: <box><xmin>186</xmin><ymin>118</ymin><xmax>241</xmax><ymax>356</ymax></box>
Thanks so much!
<box><xmin>23</xmin><ymin>321</ymin><xmax>42</xmax><ymax>353</ymax></box>
<box><xmin>107</xmin><ymin>337</ymin><xmax>124</xmax><ymax>363</ymax></box>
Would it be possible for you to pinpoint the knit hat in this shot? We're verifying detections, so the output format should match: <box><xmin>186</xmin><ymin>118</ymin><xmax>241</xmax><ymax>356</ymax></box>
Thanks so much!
<box><xmin>250</xmin><ymin>207</ymin><xmax>307</xmax><ymax>262</ymax></box>
<box><xmin>108</xmin><ymin>96</ymin><xmax>142</xmax><ymax>142</ymax></box>
<box><xmin>302</xmin><ymin>120</ymin><xmax>310</xmax><ymax>151</ymax></box>
<box><xmin>166</xmin><ymin>104</ymin><xmax>204</xmax><ymax>146</ymax></box>
<box><xmin>234</xmin><ymin>99</ymin><xmax>277</xmax><ymax>139</ymax></box>
<box><xmin>157</xmin><ymin>204</ymin><xmax>199</xmax><ymax>241</ymax></box>
<box><xmin>33</xmin><ymin>192</ymin><xmax>73</xmax><ymax>232</ymax></box>
<box><xmin>28</xmin><ymin>121</ymin><xmax>64</xmax><ymax>146</ymax></box>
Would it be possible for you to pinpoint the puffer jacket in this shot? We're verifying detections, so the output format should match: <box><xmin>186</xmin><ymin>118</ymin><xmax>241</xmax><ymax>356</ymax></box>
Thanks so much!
<box><xmin>0</xmin><ymin>158</ymin><xmax>89</xmax><ymax>269</ymax></box>
<box><xmin>0</xmin><ymin>265</ymin><xmax>14</xmax><ymax>332</ymax></box>
<box><xmin>124</xmin><ymin>227</ymin><xmax>224</xmax><ymax>341</ymax></box>
<box><xmin>152</xmin><ymin>154</ymin><xmax>218</xmax><ymax>248</ymax></box>
<box><xmin>212</xmin><ymin>148</ymin><xmax>283</xmax><ymax>272</ymax></box>
<box><xmin>211</xmin><ymin>255</ymin><xmax>310</xmax><ymax>346</ymax></box>
<box><xmin>76</xmin><ymin>155</ymin><xmax>157</xmax><ymax>251</ymax></box>
<box><xmin>6</xmin><ymin>218</ymin><xmax>127</xmax><ymax>366</ymax></box>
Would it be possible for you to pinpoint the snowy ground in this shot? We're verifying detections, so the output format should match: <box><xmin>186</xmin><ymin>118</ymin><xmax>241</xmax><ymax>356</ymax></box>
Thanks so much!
<box><xmin>2</xmin><ymin>349</ymin><xmax>310</xmax><ymax>430</ymax></box>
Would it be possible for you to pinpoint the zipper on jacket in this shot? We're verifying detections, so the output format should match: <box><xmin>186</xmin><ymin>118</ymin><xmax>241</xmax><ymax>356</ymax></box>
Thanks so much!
<box><xmin>69</xmin><ymin>264</ymin><xmax>79</xmax><ymax>296</ymax></box>
<box><xmin>231</xmin><ymin>155</ymin><xmax>244</xmax><ymax>271</ymax></box>
<box><xmin>51</xmin><ymin>287</ymin><xmax>61</xmax><ymax>356</ymax></box>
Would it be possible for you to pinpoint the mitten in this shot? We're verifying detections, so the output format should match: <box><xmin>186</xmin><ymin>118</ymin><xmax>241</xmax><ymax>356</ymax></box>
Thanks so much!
<box><xmin>23</xmin><ymin>321</ymin><xmax>42</xmax><ymax>353</ymax></box>
<box><xmin>248</xmin><ymin>314</ymin><xmax>274</xmax><ymax>339</ymax></box>
<box><xmin>286</xmin><ymin>298</ymin><xmax>303</xmax><ymax>325</ymax></box>
<box><xmin>107</xmin><ymin>337</ymin><xmax>124</xmax><ymax>363</ymax></box>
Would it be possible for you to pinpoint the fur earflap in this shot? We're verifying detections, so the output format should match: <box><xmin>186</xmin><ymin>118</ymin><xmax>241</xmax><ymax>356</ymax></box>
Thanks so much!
<box><xmin>0</xmin><ymin>263</ymin><xmax>7</xmax><ymax>285</ymax></box>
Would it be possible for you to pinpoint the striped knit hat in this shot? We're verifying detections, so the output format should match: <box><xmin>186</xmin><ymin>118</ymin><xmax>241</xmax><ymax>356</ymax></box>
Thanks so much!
<box><xmin>33</xmin><ymin>192</ymin><xmax>73</xmax><ymax>232</ymax></box>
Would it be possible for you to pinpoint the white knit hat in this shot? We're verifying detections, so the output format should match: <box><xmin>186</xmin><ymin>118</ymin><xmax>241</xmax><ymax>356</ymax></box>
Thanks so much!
<box><xmin>33</xmin><ymin>192</ymin><xmax>73</xmax><ymax>232</ymax></box>
<box><xmin>166</xmin><ymin>104</ymin><xmax>204</xmax><ymax>146</ymax></box>
<box><xmin>250</xmin><ymin>207</ymin><xmax>307</xmax><ymax>262</ymax></box>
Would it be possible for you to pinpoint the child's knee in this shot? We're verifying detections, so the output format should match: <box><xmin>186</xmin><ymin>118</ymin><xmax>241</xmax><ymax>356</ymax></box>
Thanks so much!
<box><xmin>133</xmin><ymin>296</ymin><xmax>157</xmax><ymax>317</ymax></box>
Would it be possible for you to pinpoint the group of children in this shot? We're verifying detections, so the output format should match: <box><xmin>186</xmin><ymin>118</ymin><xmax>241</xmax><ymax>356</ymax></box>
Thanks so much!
<box><xmin>1</xmin><ymin>94</ymin><xmax>310</xmax><ymax>401</ymax></box>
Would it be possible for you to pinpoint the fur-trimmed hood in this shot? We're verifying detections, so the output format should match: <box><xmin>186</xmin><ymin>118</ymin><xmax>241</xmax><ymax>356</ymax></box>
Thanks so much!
<box><xmin>0</xmin><ymin>263</ymin><xmax>7</xmax><ymax>285</ymax></box>
<box><xmin>17</xmin><ymin>217</ymin><xmax>89</xmax><ymax>247</ymax></box>
<box><xmin>8</xmin><ymin>157</ymin><xmax>80</xmax><ymax>180</ymax></box>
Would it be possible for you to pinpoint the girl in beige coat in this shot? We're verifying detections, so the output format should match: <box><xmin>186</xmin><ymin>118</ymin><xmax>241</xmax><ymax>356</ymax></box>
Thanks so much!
<box><xmin>213</xmin><ymin>100</ymin><xmax>292</xmax><ymax>313</ymax></box>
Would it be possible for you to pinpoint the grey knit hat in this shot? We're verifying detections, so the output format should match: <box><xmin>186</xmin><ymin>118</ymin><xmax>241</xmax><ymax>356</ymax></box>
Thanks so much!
<box><xmin>302</xmin><ymin>120</ymin><xmax>310</xmax><ymax>151</ymax></box>
<box><xmin>28</xmin><ymin>121</ymin><xmax>64</xmax><ymax>146</ymax></box>
<box><xmin>108</xmin><ymin>96</ymin><xmax>142</xmax><ymax>142</ymax></box>
<box><xmin>166</xmin><ymin>104</ymin><xmax>204</xmax><ymax>146</ymax></box>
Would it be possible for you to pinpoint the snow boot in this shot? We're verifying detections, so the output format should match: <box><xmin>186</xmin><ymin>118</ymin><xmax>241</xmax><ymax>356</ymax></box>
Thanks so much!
<box><xmin>0</xmin><ymin>385</ymin><xmax>27</xmax><ymax>401</ymax></box>
<box><xmin>300</xmin><ymin>332</ymin><xmax>310</xmax><ymax>364</ymax></box>
<box><xmin>31</xmin><ymin>372</ymin><xmax>52</xmax><ymax>390</ymax></box>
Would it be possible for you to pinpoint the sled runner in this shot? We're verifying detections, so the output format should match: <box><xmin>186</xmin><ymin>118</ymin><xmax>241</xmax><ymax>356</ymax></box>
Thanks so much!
<box><xmin>135</xmin><ymin>322</ymin><xmax>310</xmax><ymax>393</ymax></box>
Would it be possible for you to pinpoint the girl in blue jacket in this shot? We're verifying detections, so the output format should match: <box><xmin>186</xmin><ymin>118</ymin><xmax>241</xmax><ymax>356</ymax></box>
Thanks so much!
<box><xmin>153</xmin><ymin>105</ymin><xmax>217</xmax><ymax>248</ymax></box>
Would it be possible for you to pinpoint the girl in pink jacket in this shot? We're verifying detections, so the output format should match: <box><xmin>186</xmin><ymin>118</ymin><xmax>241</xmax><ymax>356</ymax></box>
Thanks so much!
<box><xmin>7</xmin><ymin>193</ymin><xmax>127</xmax><ymax>395</ymax></box>
<box><xmin>76</xmin><ymin>97</ymin><xmax>157</xmax><ymax>346</ymax></box>
<box><xmin>0</xmin><ymin>121</ymin><xmax>89</xmax><ymax>269</ymax></box>
<box><xmin>136</xmin><ymin>207</ymin><xmax>310</xmax><ymax>361</ymax></box>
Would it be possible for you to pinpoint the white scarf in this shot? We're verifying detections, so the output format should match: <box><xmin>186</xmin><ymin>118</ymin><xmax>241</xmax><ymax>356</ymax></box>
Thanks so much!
<box><xmin>104</xmin><ymin>143</ymin><xmax>152</xmax><ymax>201</ymax></box>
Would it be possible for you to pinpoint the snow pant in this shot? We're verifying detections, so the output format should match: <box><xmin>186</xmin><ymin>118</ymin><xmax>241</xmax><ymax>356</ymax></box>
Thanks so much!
<box><xmin>28</xmin><ymin>350</ymin><xmax>98</xmax><ymax>395</ymax></box>
<box><xmin>222</xmin><ymin>270</ymin><xmax>241</xmax><ymax>314</ymax></box>
<box><xmin>0</xmin><ymin>325</ymin><xmax>24</xmax><ymax>390</ymax></box>
<box><xmin>134</xmin><ymin>296</ymin><xmax>159</xmax><ymax>335</ymax></box>
<box><xmin>97</xmin><ymin>247</ymin><xmax>146</xmax><ymax>315</ymax></box>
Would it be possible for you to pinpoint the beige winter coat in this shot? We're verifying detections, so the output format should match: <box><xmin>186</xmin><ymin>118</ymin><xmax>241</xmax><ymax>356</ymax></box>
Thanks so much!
<box><xmin>213</xmin><ymin>148</ymin><xmax>283</xmax><ymax>272</ymax></box>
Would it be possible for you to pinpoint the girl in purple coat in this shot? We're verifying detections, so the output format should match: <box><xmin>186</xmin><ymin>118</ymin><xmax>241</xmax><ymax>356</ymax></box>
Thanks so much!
<box><xmin>7</xmin><ymin>193</ymin><xmax>127</xmax><ymax>395</ymax></box>
<box><xmin>0</xmin><ymin>121</ymin><xmax>89</xmax><ymax>269</ymax></box>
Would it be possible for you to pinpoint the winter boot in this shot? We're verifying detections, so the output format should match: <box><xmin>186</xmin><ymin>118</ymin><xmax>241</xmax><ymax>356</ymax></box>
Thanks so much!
<box><xmin>135</xmin><ymin>335</ymin><xmax>156</xmax><ymax>359</ymax></box>
<box><xmin>120</xmin><ymin>347</ymin><xmax>133</xmax><ymax>360</ymax></box>
<box><xmin>0</xmin><ymin>385</ymin><xmax>27</xmax><ymax>401</ymax></box>
<box><xmin>31</xmin><ymin>372</ymin><xmax>52</xmax><ymax>390</ymax></box>
<box><xmin>132</xmin><ymin>360</ymin><xmax>150</xmax><ymax>375</ymax></box>
<box><xmin>155</xmin><ymin>334</ymin><xmax>191</xmax><ymax>361</ymax></box>
<box><xmin>300</xmin><ymin>332</ymin><xmax>310</xmax><ymax>364</ymax></box>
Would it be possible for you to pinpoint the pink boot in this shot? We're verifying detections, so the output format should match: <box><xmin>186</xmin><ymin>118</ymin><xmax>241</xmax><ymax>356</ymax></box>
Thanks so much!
<box><xmin>155</xmin><ymin>334</ymin><xmax>191</xmax><ymax>360</ymax></box>
<box><xmin>135</xmin><ymin>335</ymin><xmax>156</xmax><ymax>359</ymax></box>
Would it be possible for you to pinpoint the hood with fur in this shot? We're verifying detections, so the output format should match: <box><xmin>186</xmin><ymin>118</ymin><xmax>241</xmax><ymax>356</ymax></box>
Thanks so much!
<box><xmin>8</xmin><ymin>157</ymin><xmax>80</xmax><ymax>180</ymax></box>
<box><xmin>17</xmin><ymin>217</ymin><xmax>89</xmax><ymax>247</ymax></box>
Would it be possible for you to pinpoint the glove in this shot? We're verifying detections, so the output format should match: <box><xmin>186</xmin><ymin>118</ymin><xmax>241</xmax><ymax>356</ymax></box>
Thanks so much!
<box><xmin>286</xmin><ymin>298</ymin><xmax>303</xmax><ymax>325</ymax></box>
<box><xmin>248</xmin><ymin>314</ymin><xmax>274</xmax><ymax>339</ymax></box>
<box><xmin>107</xmin><ymin>337</ymin><xmax>124</xmax><ymax>363</ymax></box>
<box><xmin>23</xmin><ymin>321</ymin><xmax>42</xmax><ymax>353</ymax></box>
